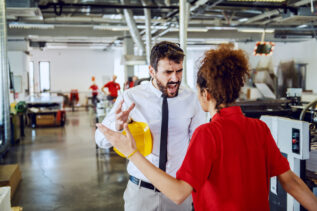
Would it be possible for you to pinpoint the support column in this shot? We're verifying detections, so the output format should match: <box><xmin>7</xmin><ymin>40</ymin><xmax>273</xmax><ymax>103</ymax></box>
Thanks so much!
<box><xmin>123</xmin><ymin>35</ymin><xmax>134</xmax><ymax>79</ymax></box>
<box><xmin>179</xmin><ymin>0</ymin><xmax>190</xmax><ymax>86</ymax></box>
<box><xmin>142</xmin><ymin>0</ymin><xmax>152</xmax><ymax>65</ymax></box>
<box><xmin>0</xmin><ymin>0</ymin><xmax>11</xmax><ymax>150</ymax></box>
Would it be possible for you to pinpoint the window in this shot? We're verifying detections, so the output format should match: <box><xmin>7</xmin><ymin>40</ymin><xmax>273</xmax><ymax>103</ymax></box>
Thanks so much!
<box><xmin>29</xmin><ymin>62</ymin><xmax>34</xmax><ymax>94</ymax></box>
<box><xmin>39</xmin><ymin>62</ymin><xmax>50</xmax><ymax>92</ymax></box>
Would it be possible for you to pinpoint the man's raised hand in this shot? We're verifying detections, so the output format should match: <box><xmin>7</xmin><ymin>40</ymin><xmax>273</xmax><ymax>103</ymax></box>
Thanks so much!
<box><xmin>115</xmin><ymin>100</ymin><xmax>135</xmax><ymax>131</ymax></box>
<box><xmin>96</xmin><ymin>123</ymin><xmax>136</xmax><ymax>157</ymax></box>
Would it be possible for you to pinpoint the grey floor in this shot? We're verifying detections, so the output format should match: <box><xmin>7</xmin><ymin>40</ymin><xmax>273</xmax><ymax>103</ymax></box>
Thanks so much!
<box><xmin>2</xmin><ymin>109</ymin><xmax>128</xmax><ymax>211</ymax></box>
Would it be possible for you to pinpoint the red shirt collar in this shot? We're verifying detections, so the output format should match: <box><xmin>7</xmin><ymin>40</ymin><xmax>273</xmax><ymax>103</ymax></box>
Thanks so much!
<box><xmin>211</xmin><ymin>106</ymin><xmax>243</xmax><ymax>122</ymax></box>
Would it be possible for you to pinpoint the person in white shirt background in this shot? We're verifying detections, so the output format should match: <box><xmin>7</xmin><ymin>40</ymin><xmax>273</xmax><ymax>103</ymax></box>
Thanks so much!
<box><xmin>95</xmin><ymin>41</ymin><xmax>206</xmax><ymax>211</ymax></box>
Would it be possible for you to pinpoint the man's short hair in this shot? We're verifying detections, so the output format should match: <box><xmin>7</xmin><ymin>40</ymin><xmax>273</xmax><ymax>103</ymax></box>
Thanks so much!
<box><xmin>150</xmin><ymin>41</ymin><xmax>185</xmax><ymax>71</ymax></box>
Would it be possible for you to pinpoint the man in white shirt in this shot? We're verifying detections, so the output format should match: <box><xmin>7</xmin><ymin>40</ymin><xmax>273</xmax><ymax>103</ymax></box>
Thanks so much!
<box><xmin>95</xmin><ymin>41</ymin><xmax>205</xmax><ymax>211</ymax></box>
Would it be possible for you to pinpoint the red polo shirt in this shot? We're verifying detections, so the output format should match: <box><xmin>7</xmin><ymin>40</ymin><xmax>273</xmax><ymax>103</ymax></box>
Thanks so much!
<box><xmin>103</xmin><ymin>81</ymin><xmax>120</xmax><ymax>97</ymax></box>
<box><xmin>176</xmin><ymin>106</ymin><xmax>290</xmax><ymax>211</ymax></box>
<box><xmin>89</xmin><ymin>84</ymin><xmax>99</xmax><ymax>96</ymax></box>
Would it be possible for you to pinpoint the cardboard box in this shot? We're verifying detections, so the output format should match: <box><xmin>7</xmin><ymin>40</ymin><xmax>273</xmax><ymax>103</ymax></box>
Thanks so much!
<box><xmin>36</xmin><ymin>114</ymin><xmax>56</xmax><ymax>126</ymax></box>
<box><xmin>11</xmin><ymin>206</ymin><xmax>23</xmax><ymax>211</ymax></box>
<box><xmin>0</xmin><ymin>165</ymin><xmax>22</xmax><ymax>199</ymax></box>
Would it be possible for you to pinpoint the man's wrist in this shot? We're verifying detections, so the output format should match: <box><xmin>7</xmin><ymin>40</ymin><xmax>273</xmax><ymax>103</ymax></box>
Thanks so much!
<box><xmin>129</xmin><ymin>151</ymin><xmax>142</xmax><ymax>161</ymax></box>
<box><xmin>127</xmin><ymin>149</ymin><xmax>138</xmax><ymax>159</ymax></box>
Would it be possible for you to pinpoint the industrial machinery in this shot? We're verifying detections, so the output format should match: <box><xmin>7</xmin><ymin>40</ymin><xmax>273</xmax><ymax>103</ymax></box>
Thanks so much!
<box><xmin>238</xmin><ymin>91</ymin><xmax>317</xmax><ymax>210</ymax></box>
<box><xmin>261</xmin><ymin>116</ymin><xmax>310</xmax><ymax>211</ymax></box>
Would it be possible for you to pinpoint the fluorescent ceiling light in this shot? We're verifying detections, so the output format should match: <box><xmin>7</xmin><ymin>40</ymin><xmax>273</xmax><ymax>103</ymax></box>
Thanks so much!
<box><xmin>102</xmin><ymin>14</ymin><xmax>122</xmax><ymax>20</ymax></box>
<box><xmin>238</xmin><ymin>18</ymin><xmax>249</xmax><ymax>22</ymax></box>
<box><xmin>205</xmin><ymin>40</ymin><xmax>231</xmax><ymax>44</ymax></box>
<box><xmin>93</xmin><ymin>25</ymin><xmax>129</xmax><ymax>31</ymax></box>
<box><xmin>206</xmin><ymin>26</ymin><xmax>236</xmax><ymax>30</ymax></box>
<box><xmin>238</xmin><ymin>28</ymin><xmax>274</xmax><ymax>33</ymax></box>
<box><xmin>46</xmin><ymin>43</ymin><xmax>107</xmax><ymax>49</ymax></box>
<box><xmin>133</xmin><ymin>16</ymin><xmax>146</xmax><ymax>20</ymax></box>
<box><xmin>188</xmin><ymin>28</ymin><xmax>209</xmax><ymax>32</ymax></box>
<box><xmin>9</xmin><ymin>22</ymin><xmax>55</xmax><ymax>29</ymax></box>
<box><xmin>112</xmin><ymin>27</ymin><xmax>129</xmax><ymax>31</ymax></box>
<box><xmin>170</xmin><ymin>27</ymin><xmax>208</xmax><ymax>32</ymax></box>
<box><xmin>297</xmin><ymin>24</ymin><xmax>308</xmax><ymax>28</ymax></box>
<box><xmin>81</xmin><ymin>7</ymin><xmax>91</xmax><ymax>13</ymax></box>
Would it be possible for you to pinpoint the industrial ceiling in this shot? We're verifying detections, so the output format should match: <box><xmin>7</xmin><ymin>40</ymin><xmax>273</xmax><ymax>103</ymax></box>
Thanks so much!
<box><xmin>5</xmin><ymin>0</ymin><xmax>317</xmax><ymax>48</ymax></box>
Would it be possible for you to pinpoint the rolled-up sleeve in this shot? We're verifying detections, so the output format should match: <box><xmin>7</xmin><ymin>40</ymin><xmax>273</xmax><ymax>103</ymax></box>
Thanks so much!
<box><xmin>95</xmin><ymin>94</ymin><xmax>125</xmax><ymax>149</ymax></box>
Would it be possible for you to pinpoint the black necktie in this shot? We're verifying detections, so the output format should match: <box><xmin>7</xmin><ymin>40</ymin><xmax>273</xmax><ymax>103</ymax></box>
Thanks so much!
<box><xmin>159</xmin><ymin>95</ymin><xmax>168</xmax><ymax>171</ymax></box>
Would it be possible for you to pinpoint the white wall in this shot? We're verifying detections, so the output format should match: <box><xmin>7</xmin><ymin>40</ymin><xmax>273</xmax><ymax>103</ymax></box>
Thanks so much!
<box><xmin>29</xmin><ymin>48</ymin><xmax>123</xmax><ymax>93</ymax></box>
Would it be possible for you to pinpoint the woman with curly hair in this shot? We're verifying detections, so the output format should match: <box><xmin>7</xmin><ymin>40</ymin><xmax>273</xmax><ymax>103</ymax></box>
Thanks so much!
<box><xmin>97</xmin><ymin>44</ymin><xmax>317</xmax><ymax>211</ymax></box>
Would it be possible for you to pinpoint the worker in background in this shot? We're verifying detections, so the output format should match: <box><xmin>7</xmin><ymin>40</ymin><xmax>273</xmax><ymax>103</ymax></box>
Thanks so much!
<box><xmin>89</xmin><ymin>76</ymin><xmax>99</xmax><ymax>107</ymax></box>
<box><xmin>97</xmin><ymin>44</ymin><xmax>317</xmax><ymax>211</ymax></box>
<box><xmin>124</xmin><ymin>76</ymin><xmax>138</xmax><ymax>90</ymax></box>
<box><xmin>95</xmin><ymin>41</ymin><xmax>206</xmax><ymax>211</ymax></box>
<box><xmin>101</xmin><ymin>75</ymin><xmax>120</xmax><ymax>102</ymax></box>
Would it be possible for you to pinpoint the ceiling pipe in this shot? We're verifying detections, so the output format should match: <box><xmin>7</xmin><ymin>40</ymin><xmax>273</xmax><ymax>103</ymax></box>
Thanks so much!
<box><xmin>121</xmin><ymin>0</ymin><xmax>144</xmax><ymax>54</ymax></box>
<box><xmin>215</xmin><ymin>3</ymin><xmax>297</xmax><ymax>11</ymax></box>
<box><xmin>39</xmin><ymin>2</ymin><xmax>178</xmax><ymax>10</ymax></box>
<box><xmin>190</xmin><ymin>0</ymin><xmax>209</xmax><ymax>12</ymax></box>
<box><xmin>241</xmin><ymin>10</ymin><xmax>280</xmax><ymax>25</ymax></box>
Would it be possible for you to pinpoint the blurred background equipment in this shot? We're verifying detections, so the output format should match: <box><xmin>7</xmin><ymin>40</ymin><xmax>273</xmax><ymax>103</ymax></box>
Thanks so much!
<box><xmin>26</xmin><ymin>95</ymin><xmax>66</xmax><ymax>128</ymax></box>
<box><xmin>69</xmin><ymin>89</ymin><xmax>79</xmax><ymax>112</ymax></box>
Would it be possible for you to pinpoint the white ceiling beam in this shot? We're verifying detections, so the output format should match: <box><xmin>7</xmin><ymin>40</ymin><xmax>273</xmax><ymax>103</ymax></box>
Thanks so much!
<box><xmin>190</xmin><ymin>0</ymin><xmax>209</xmax><ymax>12</ymax></box>
<box><xmin>293</xmin><ymin>0</ymin><xmax>317</xmax><ymax>7</ymax></box>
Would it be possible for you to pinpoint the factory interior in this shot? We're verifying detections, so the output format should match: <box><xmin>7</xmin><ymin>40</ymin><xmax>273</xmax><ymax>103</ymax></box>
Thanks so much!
<box><xmin>1</xmin><ymin>0</ymin><xmax>317</xmax><ymax>210</ymax></box>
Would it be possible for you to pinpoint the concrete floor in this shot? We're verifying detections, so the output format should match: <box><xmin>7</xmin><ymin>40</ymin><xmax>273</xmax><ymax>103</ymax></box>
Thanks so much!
<box><xmin>2</xmin><ymin>110</ymin><xmax>128</xmax><ymax>211</ymax></box>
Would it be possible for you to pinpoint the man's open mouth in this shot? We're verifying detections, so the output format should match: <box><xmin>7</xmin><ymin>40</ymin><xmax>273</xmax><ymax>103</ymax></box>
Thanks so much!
<box><xmin>167</xmin><ymin>83</ymin><xmax>178</xmax><ymax>93</ymax></box>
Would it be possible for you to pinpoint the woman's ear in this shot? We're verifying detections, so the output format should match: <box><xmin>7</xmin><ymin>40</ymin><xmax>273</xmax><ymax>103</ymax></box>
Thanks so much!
<box><xmin>203</xmin><ymin>89</ymin><xmax>211</xmax><ymax>101</ymax></box>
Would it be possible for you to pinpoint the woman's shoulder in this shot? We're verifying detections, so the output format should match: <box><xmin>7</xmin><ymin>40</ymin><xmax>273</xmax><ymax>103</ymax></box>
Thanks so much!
<box><xmin>193</xmin><ymin>122</ymin><xmax>215</xmax><ymax>137</ymax></box>
<box><xmin>245</xmin><ymin>116</ymin><xmax>269</xmax><ymax>131</ymax></box>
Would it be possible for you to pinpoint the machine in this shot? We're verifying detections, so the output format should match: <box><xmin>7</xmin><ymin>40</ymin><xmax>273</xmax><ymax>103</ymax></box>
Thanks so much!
<box><xmin>261</xmin><ymin>116</ymin><xmax>310</xmax><ymax>211</ymax></box>
<box><xmin>236</xmin><ymin>88</ymin><xmax>317</xmax><ymax>210</ymax></box>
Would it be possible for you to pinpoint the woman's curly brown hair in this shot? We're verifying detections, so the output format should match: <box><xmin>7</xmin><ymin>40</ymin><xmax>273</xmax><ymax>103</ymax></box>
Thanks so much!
<box><xmin>197</xmin><ymin>43</ymin><xmax>250</xmax><ymax>110</ymax></box>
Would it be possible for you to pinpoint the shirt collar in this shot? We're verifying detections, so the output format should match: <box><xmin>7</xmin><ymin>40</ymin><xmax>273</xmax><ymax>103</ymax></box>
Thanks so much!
<box><xmin>148</xmin><ymin>79</ymin><xmax>164</xmax><ymax>97</ymax></box>
<box><xmin>211</xmin><ymin>106</ymin><xmax>243</xmax><ymax>122</ymax></box>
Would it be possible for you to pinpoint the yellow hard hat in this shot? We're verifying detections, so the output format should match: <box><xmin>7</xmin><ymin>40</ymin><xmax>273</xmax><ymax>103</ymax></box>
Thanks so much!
<box><xmin>114</xmin><ymin>121</ymin><xmax>152</xmax><ymax>158</ymax></box>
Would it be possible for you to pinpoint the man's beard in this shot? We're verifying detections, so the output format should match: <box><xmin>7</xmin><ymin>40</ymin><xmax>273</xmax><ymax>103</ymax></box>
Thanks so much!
<box><xmin>154</xmin><ymin>76</ymin><xmax>181</xmax><ymax>97</ymax></box>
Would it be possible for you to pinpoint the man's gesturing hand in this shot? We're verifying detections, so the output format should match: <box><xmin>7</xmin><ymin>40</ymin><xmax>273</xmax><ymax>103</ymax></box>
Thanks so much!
<box><xmin>115</xmin><ymin>100</ymin><xmax>135</xmax><ymax>131</ymax></box>
<box><xmin>96</xmin><ymin>123</ymin><xmax>136</xmax><ymax>157</ymax></box>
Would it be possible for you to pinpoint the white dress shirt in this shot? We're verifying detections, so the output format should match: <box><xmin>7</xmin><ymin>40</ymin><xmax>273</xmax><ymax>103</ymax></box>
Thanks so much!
<box><xmin>95</xmin><ymin>81</ymin><xmax>206</xmax><ymax>182</ymax></box>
